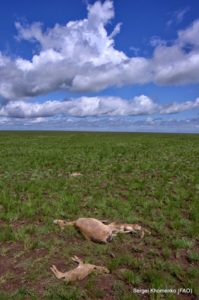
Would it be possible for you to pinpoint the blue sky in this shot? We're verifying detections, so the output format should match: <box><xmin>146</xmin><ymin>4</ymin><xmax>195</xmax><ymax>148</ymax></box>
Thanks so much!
<box><xmin>0</xmin><ymin>0</ymin><xmax>199</xmax><ymax>132</ymax></box>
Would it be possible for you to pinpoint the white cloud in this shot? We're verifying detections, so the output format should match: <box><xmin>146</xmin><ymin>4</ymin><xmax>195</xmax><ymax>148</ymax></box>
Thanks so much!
<box><xmin>152</xmin><ymin>20</ymin><xmax>199</xmax><ymax>84</ymax></box>
<box><xmin>176</xmin><ymin>7</ymin><xmax>190</xmax><ymax>23</ymax></box>
<box><xmin>0</xmin><ymin>95</ymin><xmax>156</xmax><ymax>118</ymax></box>
<box><xmin>135</xmin><ymin>117</ymin><xmax>199</xmax><ymax>133</ymax></box>
<box><xmin>153</xmin><ymin>44</ymin><xmax>199</xmax><ymax>84</ymax></box>
<box><xmin>0</xmin><ymin>95</ymin><xmax>198</xmax><ymax>118</ymax></box>
<box><xmin>160</xmin><ymin>98</ymin><xmax>199</xmax><ymax>114</ymax></box>
<box><xmin>178</xmin><ymin>19</ymin><xmax>199</xmax><ymax>48</ymax></box>
<box><xmin>1</xmin><ymin>114</ymin><xmax>199</xmax><ymax>133</ymax></box>
<box><xmin>167</xmin><ymin>7</ymin><xmax>190</xmax><ymax>27</ymax></box>
<box><xmin>0</xmin><ymin>1</ymin><xmax>199</xmax><ymax>101</ymax></box>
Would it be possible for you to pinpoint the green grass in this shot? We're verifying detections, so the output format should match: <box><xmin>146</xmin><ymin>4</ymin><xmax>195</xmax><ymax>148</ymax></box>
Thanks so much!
<box><xmin>187</xmin><ymin>251</ymin><xmax>199</xmax><ymax>262</ymax></box>
<box><xmin>0</xmin><ymin>131</ymin><xmax>198</xmax><ymax>299</ymax></box>
<box><xmin>172</xmin><ymin>238</ymin><xmax>193</xmax><ymax>249</ymax></box>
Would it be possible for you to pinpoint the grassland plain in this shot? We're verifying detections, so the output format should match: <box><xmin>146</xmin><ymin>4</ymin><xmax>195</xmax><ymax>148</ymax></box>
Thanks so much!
<box><xmin>0</xmin><ymin>131</ymin><xmax>198</xmax><ymax>300</ymax></box>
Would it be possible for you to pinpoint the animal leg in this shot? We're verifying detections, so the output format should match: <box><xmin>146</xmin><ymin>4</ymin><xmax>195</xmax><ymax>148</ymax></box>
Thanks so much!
<box><xmin>143</xmin><ymin>228</ymin><xmax>151</xmax><ymax>235</ymax></box>
<box><xmin>111</xmin><ymin>229</ymin><xmax>133</xmax><ymax>239</ymax></box>
<box><xmin>121</xmin><ymin>230</ymin><xmax>134</xmax><ymax>234</ymax></box>
<box><xmin>81</xmin><ymin>231</ymin><xmax>92</xmax><ymax>241</ymax></box>
<box><xmin>111</xmin><ymin>228</ymin><xmax>122</xmax><ymax>235</ymax></box>
<box><xmin>112</xmin><ymin>233</ymin><xmax>117</xmax><ymax>237</ymax></box>
<box><xmin>126</xmin><ymin>225</ymin><xmax>151</xmax><ymax>238</ymax></box>
<box><xmin>140</xmin><ymin>228</ymin><xmax>151</xmax><ymax>238</ymax></box>
<box><xmin>106</xmin><ymin>234</ymin><xmax>113</xmax><ymax>242</ymax></box>
<box><xmin>127</xmin><ymin>227</ymin><xmax>144</xmax><ymax>237</ymax></box>
<box><xmin>71</xmin><ymin>256</ymin><xmax>83</xmax><ymax>265</ymax></box>
<box><xmin>50</xmin><ymin>265</ymin><xmax>66</xmax><ymax>280</ymax></box>
<box><xmin>128</xmin><ymin>225</ymin><xmax>151</xmax><ymax>238</ymax></box>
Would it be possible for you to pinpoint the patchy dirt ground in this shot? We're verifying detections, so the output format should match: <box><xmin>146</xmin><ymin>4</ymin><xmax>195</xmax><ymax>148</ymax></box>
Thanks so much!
<box><xmin>0</xmin><ymin>132</ymin><xmax>198</xmax><ymax>299</ymax></box>
<box><xmin>0</xmin><ymin>224</ymin><xmax>198</xmax><ymax>299</ymax></box>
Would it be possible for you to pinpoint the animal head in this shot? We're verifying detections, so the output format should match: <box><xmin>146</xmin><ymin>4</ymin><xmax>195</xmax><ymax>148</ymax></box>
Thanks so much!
<box><xmin>53</xmin><ymin>219</ymin><xmax>74</xmax><ymax>229</ymax></box>
<box><xmin>93</xmin><ymin>265</ymin><xmax>110</xmax><ymax>274</ymax></box>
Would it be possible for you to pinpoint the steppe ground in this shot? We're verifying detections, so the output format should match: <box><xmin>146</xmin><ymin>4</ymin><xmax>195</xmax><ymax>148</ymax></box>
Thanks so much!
<box><xmin>0</xmin><ymin>131</ymin><xmax>198</xmax><ymax>299</ymax></box>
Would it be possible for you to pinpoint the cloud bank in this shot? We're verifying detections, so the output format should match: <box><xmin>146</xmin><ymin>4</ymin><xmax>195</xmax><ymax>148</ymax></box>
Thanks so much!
<box><xmin>0</xmin><ymin>0</ymin><xmax>199</xmax><ymax>101</ymax></box>
<box><xmin>0</xmin><ymin>95</ymin><xmax>198</xmax><ymax>118</ymax></box>
<box><xmin>1</xmin><ymin>114</ymin><xmax>199</xmax><ymax>133</ymax></box>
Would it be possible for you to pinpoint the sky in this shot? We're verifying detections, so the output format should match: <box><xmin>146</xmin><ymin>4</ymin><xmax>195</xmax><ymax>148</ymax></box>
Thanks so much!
<box><xmin>0</xmin><ymin>0</ymin><xmax>199</xmax><ymax>132</ymax></box>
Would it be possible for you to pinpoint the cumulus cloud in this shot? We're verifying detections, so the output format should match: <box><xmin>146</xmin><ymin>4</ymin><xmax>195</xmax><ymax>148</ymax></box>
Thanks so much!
<box><xmin>0</xmin><ymin>95</ymin><xmax>198</xmax><ymax>118</ymax></box>
<box><xmin>178</xmin><ymin>19</ymin><xmax>199</xmax><ymax>48</ymax></box>
<box><xmin>160</xmin><ymin>98</ymin><xmax>199</xmax><ymax>114</ymax></box>
<box><xmin>0</xmin><ymin>95</ymin><xmax>156</xmax><ymax>118</ymax></box>
<box><xmin>0</xmin><ymin>0</ymin><xmax>199</xmax><ymax>101</ymax></box>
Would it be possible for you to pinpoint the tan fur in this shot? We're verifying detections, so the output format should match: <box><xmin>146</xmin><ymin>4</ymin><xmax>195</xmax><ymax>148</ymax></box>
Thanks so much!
<box><xmin>54</xmin><ymin>218</ymin><xmax>150</xmax><ymax>243</ymax></box>
<box><xmin>50</xmin><ymin>256</ymin><xmax>109</xmax><ymax>282</ymax></box>
<box><xmin>69</xmin><ymin>172</ymin><xmax>82</xmax><ymax>177</ymax></box>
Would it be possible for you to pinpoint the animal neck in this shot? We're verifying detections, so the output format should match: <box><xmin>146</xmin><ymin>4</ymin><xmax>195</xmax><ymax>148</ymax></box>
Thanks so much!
<box><xmin>53</xmin><ymin>219</ymin><xmax>75</xmax><ymax>229</ymax></box>
<box><xmin>108</xmin><ymin>222</ymin><xmax>122</xmax><ymax>231</ymax></box>
<box><xmin>64</xmin><ymin>221</ymin><xmax>75</xmax><ymax>226</ymax></box>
